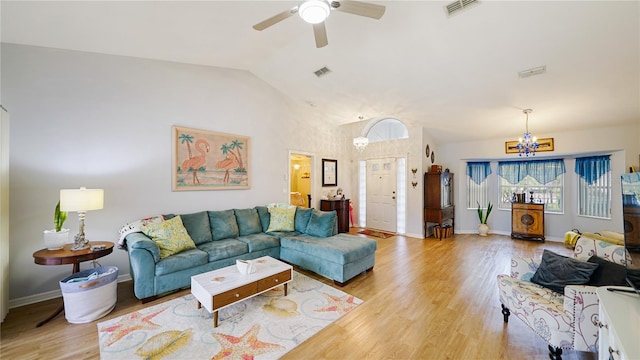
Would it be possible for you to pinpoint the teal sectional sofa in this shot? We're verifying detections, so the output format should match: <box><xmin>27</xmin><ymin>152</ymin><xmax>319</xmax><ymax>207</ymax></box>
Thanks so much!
<box><xmin>123</xmin><ymin>206</ymin><xmax>377</xmax><ymax>302</ymax></box>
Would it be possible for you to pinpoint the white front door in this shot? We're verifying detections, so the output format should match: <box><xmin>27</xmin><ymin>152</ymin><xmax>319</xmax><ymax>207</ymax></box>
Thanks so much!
<box><xmin>366</xmin><ymin>158</ymin><xmax>397</xmax><ymax>232</ymax></box>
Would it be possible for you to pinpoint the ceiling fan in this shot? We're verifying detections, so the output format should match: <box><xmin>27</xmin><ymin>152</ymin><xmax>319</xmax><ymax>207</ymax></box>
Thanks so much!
<box><xmin>252</xmin><ymin>0</ymin><xmax>386</xmax><ymax>48</ymax></box>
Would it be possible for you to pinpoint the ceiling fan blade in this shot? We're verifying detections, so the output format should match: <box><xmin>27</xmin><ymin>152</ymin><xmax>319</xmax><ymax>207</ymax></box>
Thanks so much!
<box><xmin>332</xmin><ymin>1</ymin><xmax>386</xmax><ymax>19</ymax></box>
<box><xmin>313</xmin><ymin>23</ymin><xmax>328</xmax><ymax>48</ymax></box>
<box><xmin>252</xmin><ymin>6</ymin><xmax>298</xmax><ymax>31</ymax></box>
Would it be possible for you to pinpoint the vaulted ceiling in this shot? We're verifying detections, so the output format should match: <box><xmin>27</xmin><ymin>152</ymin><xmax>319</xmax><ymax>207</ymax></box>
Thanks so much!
<box><xmin>2</xmin><ymin>1</ymin><xmax>639</xmax><ymax>143</ymax></box>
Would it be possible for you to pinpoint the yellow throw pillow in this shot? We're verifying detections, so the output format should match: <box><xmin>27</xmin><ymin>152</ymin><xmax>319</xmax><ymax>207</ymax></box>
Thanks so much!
<box><xmin>266</xmin><ymin>206</ymin><xmax>296</xmax><ymax>232</ymax></box>
<box><xmin>141</xmin><ymin>215</ymin><xmax>196</xmax><ymax>259</ymax></box>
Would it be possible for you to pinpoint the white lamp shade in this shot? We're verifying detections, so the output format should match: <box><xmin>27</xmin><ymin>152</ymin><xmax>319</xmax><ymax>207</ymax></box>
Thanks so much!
<box><xmin>299</xmin><ymin>0</ymin><xmax>330</xmax><ymax>24</ymax></box>
<box><xmin>60</xmin><ymin>188</ymin><xmax>104</xmax><ymax>212</ymax></box>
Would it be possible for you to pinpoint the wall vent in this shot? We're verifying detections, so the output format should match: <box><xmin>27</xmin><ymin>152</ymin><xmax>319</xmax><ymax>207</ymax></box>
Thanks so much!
<box><xmin>445</xmin><ymin>0</ymin><xmax>479</xmax><ymax>17</ymax></box>
<box><xmin>518</xmin><ymin>65</ymin><xmax>547</xmax><ymax>78</ymax></box>
<box><xmin>314</xmin><ymin>67</ymin><xmax>331</xmax><ymax>77</ymax></box>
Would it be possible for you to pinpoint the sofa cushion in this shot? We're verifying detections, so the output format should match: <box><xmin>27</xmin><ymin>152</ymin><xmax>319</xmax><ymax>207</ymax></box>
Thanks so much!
<box><xmin>531</xmin><ymin>250</ymin><xmax>599</xmax><ymax>294</ymax></box>
<box><xmin>279</xmin><ymin>233</ymin><xmax>376</xmax><ymax>265</ymax></box>
<box><xmin>267</xmin><ymin>206</ymin><xmax>296</xmax><ymax>232</ymax></box>
<box><xmin>165</xmin><ymin>211</ymin><xmax>212</xmax><ymax>245</ymax></box>
<box><xmin>208</xmin><ymin>210</ymin><xmax>239</xmax><ymax>240</ymax></box>
<box><xmin>586</xmin><ymin>256</ymin><xmax>627</xmax><ymax>286</ymax></box>
<box><xmin>141</xmin><ymin>215</ymin><xmax>197</xmax><ymax>259</ymax></box>
<box><xmin>255</xmin><ymin>206</ymin><xmax>270</xmax><ymax>232</ymax></box>
<box><xmin>237</xmin><ymin>233</ymin><xmax>280</xmax><ymax>252</ymax></box>
<box><xmin>197</xmin><ymin>239</ymin><xmax>249</xmax><ymax>262</ymax></box>
<box><xmin>234</xmin><ymin>208</ymin><xmax>262</xmax><ymax>236</ymax></box>
<box><xmin>305</xmin><ymin>209</ymin><xmax>336</xmax><ymax>237</ymax></box>
<box><xmin>294</xmin><ymin>207</ymin><xmax>313</xmax><ymax>233</ymax></box>
<box><xmin>155</xmin><ymin>248</ymin><xmax>209</xmax><ymax>276</ymax></box>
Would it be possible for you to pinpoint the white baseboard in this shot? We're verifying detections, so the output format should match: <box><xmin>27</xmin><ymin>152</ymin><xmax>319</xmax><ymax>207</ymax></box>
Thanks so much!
<box><xmin>8</xmin><ymin>274</ymin><xmax>131</xmax><ymax>309</ymax></box>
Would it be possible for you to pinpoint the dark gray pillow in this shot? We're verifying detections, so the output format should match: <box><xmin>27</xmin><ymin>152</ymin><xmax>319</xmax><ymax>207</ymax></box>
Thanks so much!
<box><xmin>531</xmin><ymin>250</ymin><xmax>599</xmax><ymax>294</ymax></box>
<box><xmin>586</xmin><ymin>256</ymin><xmax>627</xmax><ymax>287</ymax></box>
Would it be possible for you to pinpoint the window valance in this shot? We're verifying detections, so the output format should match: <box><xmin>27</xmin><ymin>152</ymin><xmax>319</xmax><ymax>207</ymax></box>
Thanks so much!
<box><xmin>575</xmin><ymin>155</ymin><xmax>611</xmax><ymax>185</ymax></box>
<box><xmin>498</xmin><ymin>159</ymin><xmax>565</xmax><ymax>185</ymax></box>
<box><xmin>466</xmin><ymin>162</ymin><xmax>492</xmax><ymax>185</ymax></box>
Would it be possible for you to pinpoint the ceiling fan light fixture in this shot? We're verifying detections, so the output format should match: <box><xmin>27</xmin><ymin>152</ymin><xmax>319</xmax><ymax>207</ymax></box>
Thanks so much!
<box><xmin>299</xmin><ymin>0</ymin><xmax>331</xmax><ymax>24</ymax></box>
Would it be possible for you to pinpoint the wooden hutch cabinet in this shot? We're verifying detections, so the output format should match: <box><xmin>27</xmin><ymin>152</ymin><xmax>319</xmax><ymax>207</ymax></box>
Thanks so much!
<box><xmin>320</xmin><ymin>199</ymin><xmax>350</xmax><ymax>233</ymax></box>
<box><xmin>423</xmin><ymin>171</ymin><xmax>454</xmax><ymax>239</ymax></box>
<box><xmin>511</xmin><ymin>202</ymin><xmax>545</xmax><ymax>241</ymax></box>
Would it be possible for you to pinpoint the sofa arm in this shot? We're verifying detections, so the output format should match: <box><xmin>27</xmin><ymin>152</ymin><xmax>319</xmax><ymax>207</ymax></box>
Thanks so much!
<box><xmin>563</xmin><ymin>285</ymin><xmax>600</xmax><ymax>352</ymax></box>
<box><xmin>125</xmin><ymin>232</ymin><xmax>159</xmax><ymax>300</ymax></box>
<box><xmin>510</xmin><ymin>257</ymin><xmax>540</xmax><ymax>281</ymax></box>
<box><xmin>573</xmin><ymin>237</ymin><xmax>627</xmax><ymax>265</ymax></box>
<box><xmin>126</xmin><ymin>232</ymin><xmax>160</xmax><ymax>263</ymax></box>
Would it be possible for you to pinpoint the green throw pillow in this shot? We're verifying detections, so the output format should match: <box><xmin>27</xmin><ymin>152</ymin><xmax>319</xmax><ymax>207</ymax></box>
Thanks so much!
<box><xmin>141</xmin><ymin>215</ymin><xmax>196</xmax><ymax>259</ymax></box>
<box><xmin>166</xmin><ymin>211</ymin><xmax>212</xmax><ymax>245</ymax></box>
<box><xmin>266</xmin><ymin>206</ymin><xmax>296</xmax><ymax>232</ymax></box>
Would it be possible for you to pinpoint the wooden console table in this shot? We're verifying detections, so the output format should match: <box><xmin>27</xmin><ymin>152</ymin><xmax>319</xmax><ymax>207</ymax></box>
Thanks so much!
<box><xmin>320</xmin><ymin>199</ymin><xmax>350</xmax><ymax>233</ymax></box>
<box><xmin>511</xmin><ymin>202</ymin><xmax>545</xmax><ymax>241</ymax></box>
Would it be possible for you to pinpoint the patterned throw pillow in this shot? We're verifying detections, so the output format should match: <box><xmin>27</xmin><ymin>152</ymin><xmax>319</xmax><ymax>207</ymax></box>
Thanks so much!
<box><xmin>266</xmin><ymin>206</ymin><xmax>296</xmax><ymax>232</ymax></box>
<box><xmin>141</xmin><ymin>215</ymin><xmax>196</xmax><ymax>259</ymax></box>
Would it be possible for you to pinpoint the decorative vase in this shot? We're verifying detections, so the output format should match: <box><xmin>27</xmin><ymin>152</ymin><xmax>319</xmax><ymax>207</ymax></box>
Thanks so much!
<box><xmin>478</xmin><ymin>223</ymin><xmax>489</xmax><ymax>237</ymax></box>
<box><xmin>43</xmin><ymin>228</ymin><xmax>70</xmax><ymax>250</ymax></box>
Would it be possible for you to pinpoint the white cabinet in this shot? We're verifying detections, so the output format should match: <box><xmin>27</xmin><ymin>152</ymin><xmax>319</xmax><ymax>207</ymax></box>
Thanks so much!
<box><xmin>597</xmin><ymin>287</ymin><xmax>640</xmax><ymax>360</ymax></box>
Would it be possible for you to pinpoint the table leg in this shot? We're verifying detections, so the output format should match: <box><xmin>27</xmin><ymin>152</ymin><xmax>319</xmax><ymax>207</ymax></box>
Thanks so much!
<box><xmin>196</xmin><ymin>300</ymin><xmax>201</xmax><ymax>310</ymax></box>
<box><xmin>213</xmin><ymin>311</ymin><xmax>218</xmax><ymax>328</ymax></box>
<box><xmin>35</xmin><ymin>262</ymin><xmax>80</xmax><ymax>327</ymax></box>
<box><xmin>284</xmin><ymin>283</ymin><xmax>288</xmax><ymax>296</ymax></box>
<box><xmin>36</xmin><ymin>304</ymin><xmax>64</xmax><ymax>328</ymax></box>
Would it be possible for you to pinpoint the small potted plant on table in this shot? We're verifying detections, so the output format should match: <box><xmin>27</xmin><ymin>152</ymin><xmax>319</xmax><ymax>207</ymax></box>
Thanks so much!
<box><xmin>477</xmin><ymin>201</ymin><xmax>493</xmax><ymax>236</ymax></box>
<box><xmin>43</xmin><ymin>201</ymin><xmax>69</xmax><ymax>250</ymax></box>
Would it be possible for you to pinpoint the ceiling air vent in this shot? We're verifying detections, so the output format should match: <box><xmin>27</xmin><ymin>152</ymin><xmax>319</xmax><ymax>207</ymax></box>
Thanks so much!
<box><xmin>445</xmin><ymin>0</ymin><xmax>479</xmax><ymax>17</ymax></box>
<box><xmin>314</xmin><ymin>66</ymin><xmax>331</xmax><ymax>78</ymax></box>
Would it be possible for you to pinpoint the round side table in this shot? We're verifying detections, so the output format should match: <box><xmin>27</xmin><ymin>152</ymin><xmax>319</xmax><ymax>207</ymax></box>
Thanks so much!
<box><xmin>32</xmin><ymin>241</ymin><xmax>114</xmax><ymax>327</ymax></box>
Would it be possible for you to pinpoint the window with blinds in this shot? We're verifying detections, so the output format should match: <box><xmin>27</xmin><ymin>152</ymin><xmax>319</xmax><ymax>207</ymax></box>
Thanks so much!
<box><xmin>576</xmin><ymin>155</ymin><xmax>611</xmax><ymax>219</ymax></box>
<box><xmin>466</xmin><ymin>162</ymin><xmax>491</xmax><ymax>209</ymax></box>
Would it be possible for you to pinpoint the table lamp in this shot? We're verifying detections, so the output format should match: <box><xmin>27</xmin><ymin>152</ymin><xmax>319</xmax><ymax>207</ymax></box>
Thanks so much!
<box><xmin>60</xmin><ymin>187</ymin><xmax>104</xmax><ymax>251</ymax></box>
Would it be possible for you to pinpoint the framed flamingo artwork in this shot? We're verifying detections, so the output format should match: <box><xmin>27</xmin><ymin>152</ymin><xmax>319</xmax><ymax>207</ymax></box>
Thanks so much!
<box><xmin>172</xmin><ymin>126</ymin><xmax>250</xmax><ymax>191</ymax></box>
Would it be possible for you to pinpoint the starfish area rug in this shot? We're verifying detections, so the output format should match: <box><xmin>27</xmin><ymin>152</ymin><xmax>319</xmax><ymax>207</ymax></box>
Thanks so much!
<box><xmin>97</xmin><ymin>271</ymin><xmax>362</xmax><ymax>359</ymax></box>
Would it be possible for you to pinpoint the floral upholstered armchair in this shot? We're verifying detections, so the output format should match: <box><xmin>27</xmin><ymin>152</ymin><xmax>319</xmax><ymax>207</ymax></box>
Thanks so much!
<box><xmin>497</xmin><ymin>237</ymin><xmax>627</xmax><ymax>359</ymax></box>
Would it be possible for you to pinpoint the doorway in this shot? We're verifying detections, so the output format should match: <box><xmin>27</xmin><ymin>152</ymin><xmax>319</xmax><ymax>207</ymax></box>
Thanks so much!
<box><xmin>289</xmin><ymin>152</ymin><xmax>313</xmax><ymax>208</ymax></box>
<box><xmin>366</xmin><ymin>158</ymin><xmax>398</xmax><ymax>233</ymax></box>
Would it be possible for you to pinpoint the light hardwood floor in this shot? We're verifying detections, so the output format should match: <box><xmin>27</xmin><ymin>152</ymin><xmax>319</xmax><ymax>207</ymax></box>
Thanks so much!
<box><xmin>1</xmin><ymin>232</ymin><xmax>597</xmax><ymax>359</ymax></box>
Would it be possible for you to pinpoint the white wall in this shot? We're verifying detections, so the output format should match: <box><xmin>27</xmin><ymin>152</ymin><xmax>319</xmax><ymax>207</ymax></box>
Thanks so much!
<box><xmin>438</xmin><ymin>123</ymin><xmax>640</xmax><ymax>240</ymax></box>
<box><xmin>1</xmin><ymin>44</ymin><xmax>345</xmax><ymax>303</ymax></box>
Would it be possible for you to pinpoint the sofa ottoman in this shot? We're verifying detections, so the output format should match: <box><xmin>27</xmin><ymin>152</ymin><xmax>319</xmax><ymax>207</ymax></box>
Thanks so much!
<box><xmin>280</xmin><ymin>233</ymin><xmax>377</xmax><ymax>285</ymax></box>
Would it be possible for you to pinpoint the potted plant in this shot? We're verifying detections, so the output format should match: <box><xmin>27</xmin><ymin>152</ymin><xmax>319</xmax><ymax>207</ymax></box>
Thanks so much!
<box><xmin>477</xmin><ymin>201</ymin><xmax>493</xmax><ymax>236</ymax></box>
<box><xmin>43</xmin><ymin>201</ymin><xmax>69</xmax><ymax>250</ymax></box>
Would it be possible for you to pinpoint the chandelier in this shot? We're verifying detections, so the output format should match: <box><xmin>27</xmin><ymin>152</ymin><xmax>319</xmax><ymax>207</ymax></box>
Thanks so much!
<box><xmin>516</xmin><ymin>109</ymin><xmax>538</xmax><ymax>157</ymax></box>
<box><xmin>353</xmin><ymin>136</ymin><xmax>369</xmax><ymax>151</ymax></box>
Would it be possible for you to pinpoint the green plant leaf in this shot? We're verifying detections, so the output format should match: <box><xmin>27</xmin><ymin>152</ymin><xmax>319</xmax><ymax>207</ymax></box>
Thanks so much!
<box><xmin>54</xmin><ymin>201</ymin><xmax>67</xmax><ymax>232</ymax></box>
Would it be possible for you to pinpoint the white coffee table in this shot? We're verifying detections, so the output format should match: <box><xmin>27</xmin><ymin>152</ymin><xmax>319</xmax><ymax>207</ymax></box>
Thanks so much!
<box><xmin>191</xmin><ymin>256</ymin><xmax>293</xmax><ymax>327</ymax></box>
